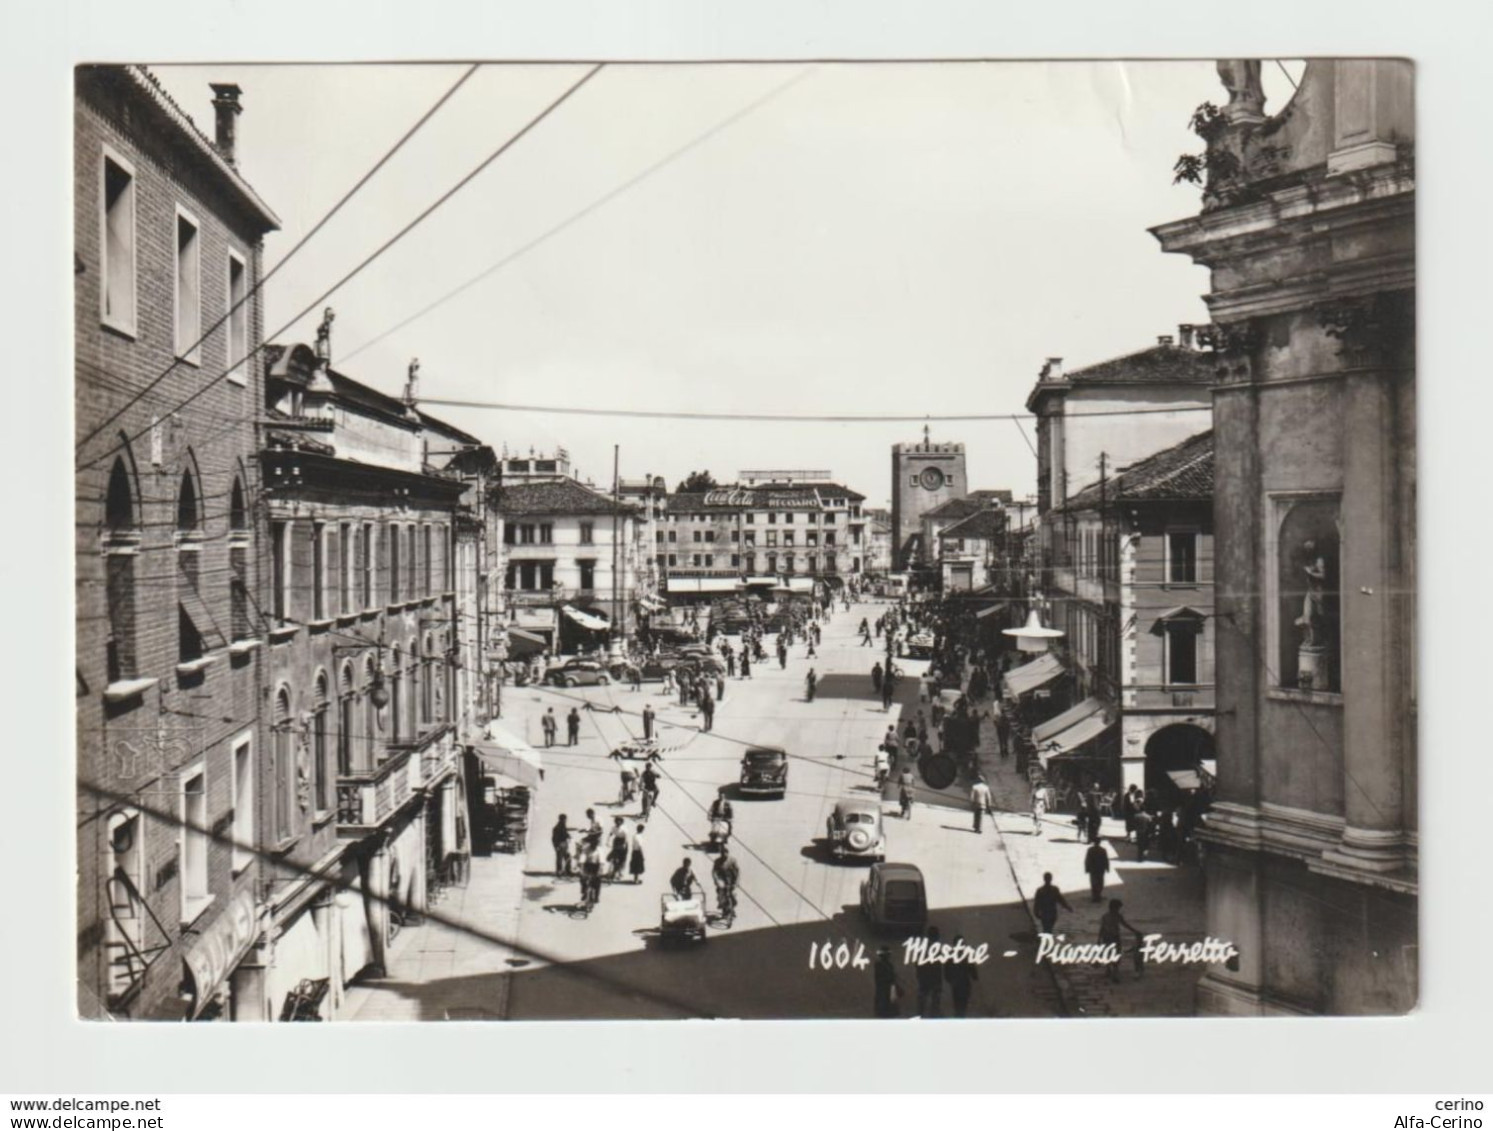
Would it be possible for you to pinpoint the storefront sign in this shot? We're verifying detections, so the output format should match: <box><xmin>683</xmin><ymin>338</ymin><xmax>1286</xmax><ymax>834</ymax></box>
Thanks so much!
<box><xmin>183</xmin><ymin>890</ymin><xmax>259</xmax><ymax>1017</ymax></box>
<box><xmin>703</xmin><ymin>488</ymin><xmax>819</xmax><ymax>511</ymax></box>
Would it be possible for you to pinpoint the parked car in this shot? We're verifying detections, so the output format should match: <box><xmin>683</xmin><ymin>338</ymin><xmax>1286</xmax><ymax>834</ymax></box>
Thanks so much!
<box><xmin>548</xmin><ymin>660</ymin><xmax>611</xmax><ymax>688</ymax></box>
<box><xmin>902</xmin><ymin>631</ymin><xmax>936</xmax><ymax>659</ymax></box>
<box><xmin>674</xmin><ymin>654</ymin><xmax>725</xmax><ymax>677</ymax></box>
<box><xmin>860</xmin><ymin>862</ymin><xmax>928</xmax><ymax>932</ymax></box>
<box><xmin>824</xmin><ymin>799</ymin><xmax>886</xmax><ymax>862</ymax></box>
<box><xmin>609</xmin><ymin>655</ymin><xmax>678</xmax><ymax>682</ymax></box>
<box><xmin>739</xmin><ymin>746</ymin><xmax>789</xmax><ymax>798</ymax></box>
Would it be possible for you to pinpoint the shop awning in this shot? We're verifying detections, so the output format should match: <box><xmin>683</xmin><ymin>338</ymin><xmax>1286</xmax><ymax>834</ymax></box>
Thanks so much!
<box><xmin>561</xmin><ymin>605</ymin><xmax>609</xmax><ymax>630</ymax></box>
<box><xmin>745</xmin><ymin>576</ymin><xmax>778</xmax><ymax>586</ymax></box>
<box><xmin>182</xmin><ymin>890</ymin><xmax>260</xmax><ymax>1018</ymax></box>
<box><xmin>472</xmin><ymin>722</ymin><xmax>544</xmax><ymax>788</ymax></box>
<box><xmin>666</xmin><ymin>577</ymin><xmax>742</xmax><ymax>594</ymax></box>
<box><xmin>1039</xmin><ymin>714</ymin><xmax>1115</xmax><ymax>764</ymax></box>
<box><xmin>787</xmin><ymin>577</ymin><xmax>814</xmax><ymax>592</ymax></box>
<box><xmin>1002</xmin><ymin>652</ymin><xmax>1064</xmax><ymax>698</ymax></box>
<box><xmin>638</xmin><ymin>595</ymin><xmax>666</xmax><ymax>611</ymax></box>
<box><xmin>974</xmin><ymin>602</ymin><xmax>1008</xmax><ymax>620</ymax></box>
<box><xmin>1031</xmin><ymin>696</ymin><xmax>1106</xmax><ymax>746</ymax></box>
<box><xmin>503</xmin><ymin>627</ymin><xmax>548</xmax><ymax>659</ymax></box>
<box><xmin>1166</xmin><ymin>768</ymin><xmax>1203</xmax><ymax>791</ymax></box>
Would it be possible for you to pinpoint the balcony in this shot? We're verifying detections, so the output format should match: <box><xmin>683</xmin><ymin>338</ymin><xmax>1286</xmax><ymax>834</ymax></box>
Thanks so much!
<box><xmin>335</xmin><ymin>747</ymin><xmax>419</xmax><ymax>835</ymax></box>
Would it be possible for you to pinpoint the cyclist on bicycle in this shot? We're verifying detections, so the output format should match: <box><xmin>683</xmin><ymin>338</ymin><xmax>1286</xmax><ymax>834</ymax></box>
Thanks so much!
<box><xmin>670</xmin><ymin>857</ymin><xmax>703</xmax><ymax>901</ymax></box>
<box><xmin>578</xmin><ymin>832</ymin><xmax>604</xmax><ymax>907</ymax></box>
<box><xmin>712</xmin><ymin>849</ymin><xmax>740</xmax><ymax>917</ymax></box>
<box><xmin>898</xmin><ymin>766</ymin><xmax>916</xmax><ymax>820</ymax></box>
<box><xmin>873</xmin><ymin>745</ymin><xmax>890</xmax><ymax>789</ymax></box>
<box><xmin>640</xmin><ymin>764</ymin><xmax>661</xmax><ymax>817</ymax></box>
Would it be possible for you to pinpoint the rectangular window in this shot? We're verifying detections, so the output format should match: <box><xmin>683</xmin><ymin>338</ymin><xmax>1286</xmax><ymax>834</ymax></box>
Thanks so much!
<box><xmin>181</xmin><ymin>766</ymin><xmax>209</xmax><ymax>922</ymax></box>
<box><xmin>338</xmin><ymin>693</ymin><xmax>355</xmax><ymax>776</ymax></box>
<box><xmin>668</xmin><ymin>554</ymin><xmax>677</xmax><ymax>567</ymax></box>
<box><xmin>766</xmin><ymin>531</ymin><xmax>778</xmax><ymax>548</ymax></box>
<box><xmin>539</xmin><ymin>562</ymin><xmax>555</xmax><ymax>589</ymax></box>
<box><xmin>406</xmin><ymin>526</ymin><xmax>417</xmax><ymax>600</ymax></box>
<box><xmin>174</xmin><ymin>209</ymin><xmax>201</xmax><ymax>363</ymax></box>
<box><xmin>361</xmin><ymin>523</ymin><xmax>374</xmax><ymax>607</ymax></box>
<box><xmin>520</xmin><ymin>524</ymin><xmax>536</xmax><ymax>545</ymax></box>
<box><xmin>230</xmin><ymin>545</ymin><xmax>249</xmax><ymax>642</ymax></box>
<box><xmin>1167</xmin><ymin>624</ymin><xmax>1199</xmax><ymax>685</ymax></box>
<box><xmin>538</xmin><ymin>523</ymin><xmax>554</xmax><ymax>544</ymax></box>
<box><xmin>579</xmin><ymin>560</ymin><xmax>596</xmax><ymax>590</ymax></box>
<box><xmin>423</xmin><ymin>524</ymin><xmax>433</xmax><ymax>596</ymax></box>
<box><xmin>312</xmin><ymin>705</ymin><xmax>329</xmax><ymax>813</ymax></box>
<box><xmin>579</xmin><ymin>522</ymin><xmax>595</xmax><ymax>545</ymax></box>
<box><xmin>312</xmin><ymin>523</ymin><xmax>326</xmax><ymax>619</ymax></box>
<box><xmin>667</xmin><ymin>530</ymin><xmax>677</xmax><ymax>543</ymax></box>
<box><xmin>746</xmin><ymin>514</ymin><xmax>756</xmax><ymax>525</ymax></box>
<box><xmin>504</xmin><ymin>524</ymin><xmax>516</xmax><ymax>545</ymax></box>
<box><xmin>518</xmin><ymin>562</ymin><xmax>537</xmax><ymax>590</ymax></box>
<box><xmin>339</xmin><ymin>523</ymin><xmax>352</xmax><ymax>614</ymax></box>
<box><xmin>692</xmin><ymin>554</ymin><xmax>701</xmax><ymax>567</ymax></box>
<box><xmin>704</xmin><ymin>555</ymin><xmax>714</xmax><ymax>567</ymax></box>
<box><xmin>231</xmin><ymin>737</ymin><xmax>253</xmax><ymax>873</ymax></box>
<box><xmin>768</xmin><ymin>513</ymin><xmax>777</xmax><ymax>524</ymax></box>
<box><xmin>1168</xmin><ymin>532</ymin><xmax>1199</xmax><ymax>584</ymax></box>
<box><xmin>784</xmin><ymin>513</ymin><xmax>794</xmax><ymax>524</ymax></box>
<box><xmin>744</xmin><ymin>531</ymin><xmax>756</xmax><ymax>547</ymax></box>
<box><xmin>784</xmin><ymin>532</ymin><xmax>795</xmax><ymax>548</ymax></box>
<box><xmin>271</xmin><ymin>521</ymin><xmax>288</xmax><ymax>622</ymax></box>
<box><xmin>731</xmin><ymin>554</ymin><xmax>741</xmax><ymax>567</ymax></box>
<box><xmin>101</xmin><ymin>150</ymin><xmax>137</xmax><ymax>334</ymax></box>
<box><xmin>389</xmin><ymin>524</ymin><xmax>401</xmax><ymax>602</ymax></box>
<box><xmin>807</xmin><ymin>531</ymin><xmax>818</xmax><ymax>547</ymax></box>
<box><xmin>730</xmin><ymin>530</ymin><xmax>739</xmax><ymax>543</ymax></box>
<box><xmin>226</xmin><ymin>251</ymin><xmax>248</xmax><ymax>383</ymax></box>
<box><xmin>655</xmin><ymin>531</ymin><xmax>664</xmax><ymax>545</ymax></box>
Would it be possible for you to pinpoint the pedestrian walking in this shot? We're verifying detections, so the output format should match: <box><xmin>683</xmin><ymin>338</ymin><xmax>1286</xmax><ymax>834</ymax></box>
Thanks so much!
<box><xmin>898</xmin><ymin>767</ymin><xmax>915</xmax><ymax>820</ymax></box>
<box><xmin>628</xmin><ymin>823</ymin><xmax>647</xmax><ymax>883</ymax></box>
<box><xmin>551</xmin><ymin>814</ymin><xmax>572</xmax><ymax>876</ymax></box>
<box><xmin>579</xmin><ymin>834</ymin><xmax>604</xmax><ymax>907</ymax></box>
<box><xmin>618</xmin><ymin>764</ymin><xmax>637</xmax><ymax>806</ymax></box>
<box><xmin>1031</xmin><ymin>783</ymin><xmax>1048</xmax><ymax>836</ymax></box>
<box><xmin>726</xmin><ymin>651</ymin><xmax>736</xmax><ymax>677</ymax></box>
<box><xmin>943</xmin><ymin>934</ymin><xmax>979</xmax><ymax>1018</ymax></box>
<box><xmin>1084</xmin><ymin>839</ymin><xmax>1111</xmax><ymax>902</ymax></box>
<box><xmin>915</xmin><ymin>924</ymin><xmax>945</xmax><ymax>1017</ymax></box>
<box><xmin>1031</xmin><ymin>871</ymin><xmax>1073</xmax><ymax>937</ymax></box>
<box><xmin>1098</xmin><ymin>898</ymin><xmax>1142</xmax><ymax>983</ymax></box>
<box><xmin>567</xmin><ymin>707</ymin><xmax>581</xmax><ymax>746</ymax></box>
<box><xmin>607</xmin><ymin>817</ymin><xmax>630</xmax><ymax>880</ymax></box>
<box><xmin>871</xmin><ymin>661</ymin><xmax>884</xmax><ymax>694</ymax></box>
<box><xmin>661</xmin><ymin>670</ymin><xmax>676</xmax><ymax>697</ymax></box>
<box><xmin>805</xmin><ymin>668</ymin><xmax>817</xmax><ymax>702</ymax></box>
<box><xmin>628</xmin><ymin>663</ymin><xmax>642</xmax><ymax>692</ymax></box>
<box><xmin>715</xmin><ymin>673</ymin><xmax>726</xmax><ymax>702</ymax></box>
<box><xmin>678</xmin><ymin>670</ymin><xmax>690</xmax><ymax>705</ymax></box>
<box><xmin>642</xmin><ymin>703</ymin><xmax>656</xmax><ymax>741</ymax></box>
<box><xmin>1134</xmin><ymin>809</ymin><xmax>1155</xmax><ymax>861</ymax></box>
<box><xmin>740</xmin><ymin>652</ymin><xmax>752</xmax><ymax>679</ymax></box>
<box><xmin>541</xmin><ymin>708</ymin><xmax>557</xmax><ymax>747</ymax></box>
<box><xmin>700</xmin><ymin>692</ymin><xmax>715</xmax><ymax>732</ymax></box>
<box><xmin>873</xmin><ymin>946</ymin><xmax>903</xmax><ymax>1018</ymax></box>
<box><xmin>970</xmin><ymin>777</ymin><xmax>994</xmax><ymax>833</ymax></box>
<box><xmin>881</xmin><ymin>677</ymin><xmax>894</xmax><ymax>711</ymax></box>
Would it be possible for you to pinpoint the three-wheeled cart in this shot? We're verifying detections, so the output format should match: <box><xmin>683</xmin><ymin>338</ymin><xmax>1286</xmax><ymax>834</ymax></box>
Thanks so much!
<box><xmin>659</xmin><ymin>894</ymin><xmax>708</xmax><ymax>945</ymax></box>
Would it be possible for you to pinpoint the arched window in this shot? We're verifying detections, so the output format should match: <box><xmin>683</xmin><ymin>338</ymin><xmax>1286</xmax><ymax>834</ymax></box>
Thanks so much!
<box><xmin>312</xmin><ymin>671</ymin><xmax>330</xmax><ymax>813</ymax></box>
<box><xmin>337</xmin><ymin>662</ymin><xmax>356</xmax><ymax>777</ymax></box>
<box><xmin>229</xmin><ymin>477</ymin><xmax>247</xmax><ymax>535</ymax></box>
<box><xmin>103</xmin><ymin>453</ymin><xmax>140</xmax><ymax>684</ymax></box>
<box><xmin>176</xmin><ymin>468</ymin><xmax>201</xmax><ymax>534</ymax></box>
<box><xmin>105</xmin><ymin>457</ymin><xmax>136</xmax><ymax>533</ymax></box>
<box><xmin>390</xmin><ymin>647</ymin><xmax>403</xmax><ymax>745</ymax></box>
<box><xmin>273</xmin><ymin>687</ymin><xmax>294</xmax><ymax>843</ymax></box>
<box><xmin>422</xmin><ymin>633</ymin><xmax>436</xmax><ymax>724</ymax></box>
<box><xmin>363</xmin><ymin>656</ymin><xmax>379</xmax><ymax>767</ymax></box>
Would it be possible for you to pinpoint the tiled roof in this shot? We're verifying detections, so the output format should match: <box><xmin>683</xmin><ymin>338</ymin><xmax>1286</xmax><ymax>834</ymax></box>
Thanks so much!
<box><xmin>86</xmin><ymin>66</ymin><xmax>281</xmax><ymax>231</ymax></box>
<box><xmin>1066</xmin><ymin>343</ymin><xmax>1218</xmax><ymax>386</ymax></box>
<box><xmin>1060</xmin><ymin>430</ymin><xmax>1214</xmax><ymax>511</ymax></box>
<box><xmin>923</xmin><ymin>490</ymin><xmax>1010</xmax><ymax>521</ymax></box>
<box><xmin>496</xmin><ymin>479</ymin><xmax>639</xmax><ymax>517</ymax></box>
<box><xmin>940</xmin><ymin>510</ymin><xmax>1006</xmax><ymax>540</ymax></box>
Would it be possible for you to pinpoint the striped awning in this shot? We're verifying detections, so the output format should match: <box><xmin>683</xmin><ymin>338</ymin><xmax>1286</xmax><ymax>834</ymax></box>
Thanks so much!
<box><xmin>1002</xmin><ymin>652</ymin><xmax>1064</xmax><ymax>698</ymax></box>
<box><xmin>1032</xmin><ymin>696</ymin><xmax>1105</xmax><ymax>746</ymax></box>
<box><xmin>561</xmin><ymin>605</ymin><xmax>609</xmax><ymax>630</ymax></box>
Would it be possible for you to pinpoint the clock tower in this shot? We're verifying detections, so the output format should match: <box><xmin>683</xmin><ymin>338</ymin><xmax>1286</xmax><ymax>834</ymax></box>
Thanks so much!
<box><xmin>890</xmin><ymin>428</ymin><xmax>966</xmax><ymax>569</ymax></box>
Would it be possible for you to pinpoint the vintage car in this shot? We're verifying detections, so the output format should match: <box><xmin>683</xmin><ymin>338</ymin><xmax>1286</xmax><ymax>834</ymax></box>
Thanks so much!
<box><xmin>609</xmin><ymin>655</ymin><xmax>679</xmax><ymax>682</ymax></box>
<box><xmin>860</xmin><ymin>862</ymin><xmax>928</xmax><ymax>933</ymax></box>
<box><xmin>901</xmin><ymin>631</ymin><xmax>936</xmax><ymax>659</ymax></box>
<box><xmin>738</xmin><ymin>746</ymin><xmax>789</xmax><ymax>798</ymax></box>
<box><xmin>824</xmin><ymin>799</ymin><xmax>886</xmax><ymax>862</ymax></box>
<box><xmin>673</xmin><ymin>653</ymin><xmax>726</xmax><ymax>678</ymax></box>
<box><xmin>547</xmin><ymin>660</ymin><xmax>611</xmax><ymax>688</ymax></box>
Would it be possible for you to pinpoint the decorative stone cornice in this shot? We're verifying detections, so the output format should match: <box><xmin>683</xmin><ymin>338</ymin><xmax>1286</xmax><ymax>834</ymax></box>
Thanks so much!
<box><xmin>1315</xmin><ymin>291</ymin><xmax>1415</xmax><ymax>368</ymax></box>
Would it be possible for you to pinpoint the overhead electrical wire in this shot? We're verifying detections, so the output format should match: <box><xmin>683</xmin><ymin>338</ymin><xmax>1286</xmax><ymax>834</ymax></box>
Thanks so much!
<box><xmin>76</xmin><ymin>63</ymin><xmax>605</xmax><ymax>476</ymax></box>
<box><xmin>75</xmin><ymin>63</ymin><xmax>483</xmax><ymax>454</ymax></box>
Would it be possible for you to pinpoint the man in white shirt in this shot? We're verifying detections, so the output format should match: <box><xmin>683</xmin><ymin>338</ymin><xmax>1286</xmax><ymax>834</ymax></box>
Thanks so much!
<box><xmin>970</xmin><ymin>777</ymin><xmax>994</xmax><ymax>833</ymax></box>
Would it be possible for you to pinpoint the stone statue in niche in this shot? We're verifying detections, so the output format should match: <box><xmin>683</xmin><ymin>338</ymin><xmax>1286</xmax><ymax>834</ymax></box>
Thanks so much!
<box><xmin>1217</xmin><ymin>59</ymin><xmax>1265</xmax><ymax>123</ymax></box>
<box><xmin>315</xmin><ymin>306</ymin><xmax>336</xmax><ymax>362</ymax></box>
<box><xmin>1294</xmin><ymin>540</ymin><xmax>1330</xmax><ymax>689</ymax></box>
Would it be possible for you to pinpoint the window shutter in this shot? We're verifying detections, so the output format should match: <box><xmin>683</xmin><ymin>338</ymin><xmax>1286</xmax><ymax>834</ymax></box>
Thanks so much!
<box><xmin>378</xmin><ymin>522</ymin><xmax>391</xmax><ymax>605</ymax></box>
<box><xmin>327</xmin><ymin>524</ymin><xmax>342</xmax><ymax>614</ymax></box>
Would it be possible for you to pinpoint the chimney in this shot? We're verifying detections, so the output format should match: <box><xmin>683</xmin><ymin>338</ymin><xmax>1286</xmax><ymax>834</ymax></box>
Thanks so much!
<box><xmin>1041</xmin><ymin>357</ymin><xmax>1064</xmax><ymax>381</ymax></box>
<box><xmin>1157</xmin><ymin>334</ymin><xmax>1175</xmax><ymax>347</ymax></box>
<box><xmin>209</xmin><ymin>83</ymin><xmax>243</xmax><ymax>165</ymax></box>
<box><xmin>1178</xmin><ymin>324</ymin><xmax>1197</xmax><ymax>350</ymax></box>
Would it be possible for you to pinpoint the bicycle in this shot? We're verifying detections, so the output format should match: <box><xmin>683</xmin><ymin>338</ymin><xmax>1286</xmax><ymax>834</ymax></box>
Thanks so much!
<box><xmin>712</xmin><ymin>882</ymin><xmax>737</xmax><ymax>927</ymax></box>
<box><xmin>641</xmin><ymin>787</ymin><xmax>659</xmax><ymax>819</ymax></box>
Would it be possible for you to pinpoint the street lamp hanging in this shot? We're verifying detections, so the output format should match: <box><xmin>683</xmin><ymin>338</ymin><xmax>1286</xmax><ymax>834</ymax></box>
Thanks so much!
<box><xmin>1004</xmin><ymin>606</ymin><xmax>1064</xmax><ymax>653</ymax></box>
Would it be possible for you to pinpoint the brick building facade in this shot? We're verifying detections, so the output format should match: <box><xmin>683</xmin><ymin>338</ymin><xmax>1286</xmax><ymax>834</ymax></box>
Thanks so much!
<box><xmin>74</xmin><ymin>66</ymin><xmax>280</xmax><ymax>1019</ymax></box>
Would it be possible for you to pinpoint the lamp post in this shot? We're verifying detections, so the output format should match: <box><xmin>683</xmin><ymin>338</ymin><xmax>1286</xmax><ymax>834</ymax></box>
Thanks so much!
<box><xmin>1004</xmin><ymin>600</ymin><xmax>1064</xmax><ymax>653</ymax></box>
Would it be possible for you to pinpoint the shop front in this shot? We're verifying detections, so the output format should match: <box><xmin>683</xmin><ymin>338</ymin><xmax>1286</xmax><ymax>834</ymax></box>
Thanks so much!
<box><xmin>180</xmin><ymin>889</ymin><xmax>262</xmax><ymax>1022</ymax></box>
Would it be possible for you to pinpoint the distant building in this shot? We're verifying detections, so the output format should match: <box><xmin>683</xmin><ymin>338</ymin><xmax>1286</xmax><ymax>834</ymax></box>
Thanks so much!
<box><xmin>890</xmin><ymin>432</ymin><xmax>967</xmax><ymax>569</ymax></box>
<box><xmin>74</xmin><ymin>67</ymin><xmax>280</xmax><ymax>1020</ymax></box>
<box><xmin>1153</xmin><ymin>58</ymin><xmax>1415</xmax><ymax>1016</ymax></box>
<box><xmin>661</xmin><ymin>472</ymin><xmax>868</xmax><ymax>600</ymax></box>
<box><xmin>864</xmin><ymin>507</ymin><xmax>894</xmax><ymax>575</ymax></box>
<box><xmin>935</xmin><ymin>507</ymin><xmax>1007</xmax><ymax>593</ymax></box>
<box><xmin>919</xmin><ymin>489</ymin><xmax>1012</xmax><ymax>571</ymax></box>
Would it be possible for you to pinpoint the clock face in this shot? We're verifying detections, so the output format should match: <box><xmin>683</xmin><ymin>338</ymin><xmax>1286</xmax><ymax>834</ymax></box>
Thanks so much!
<box><xmin>919</xmin><ymin>466</ymin><xmax>945</xmax><ymax>491</ymax></box>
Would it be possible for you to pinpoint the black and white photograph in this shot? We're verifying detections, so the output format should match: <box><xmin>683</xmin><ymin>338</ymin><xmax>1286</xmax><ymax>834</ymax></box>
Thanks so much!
<box><xmin>71</xmin><ymin>54</ymin><xmax>1417</xmax><ymax>1026</ymax></box>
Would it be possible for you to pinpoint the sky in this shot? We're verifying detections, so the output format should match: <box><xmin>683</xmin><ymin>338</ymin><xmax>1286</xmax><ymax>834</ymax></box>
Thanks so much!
<box><xmin>152</xmin><ymin>60</ymin><xmax>1300</xmax><ymax>507</ymax></box>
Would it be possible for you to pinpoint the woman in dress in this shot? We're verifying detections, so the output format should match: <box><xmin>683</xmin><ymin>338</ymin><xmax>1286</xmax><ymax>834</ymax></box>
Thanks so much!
<box><xmin>629</xmin><ymin>823</ymin><xmax>647</xmax><ymax>884</ymax></box>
